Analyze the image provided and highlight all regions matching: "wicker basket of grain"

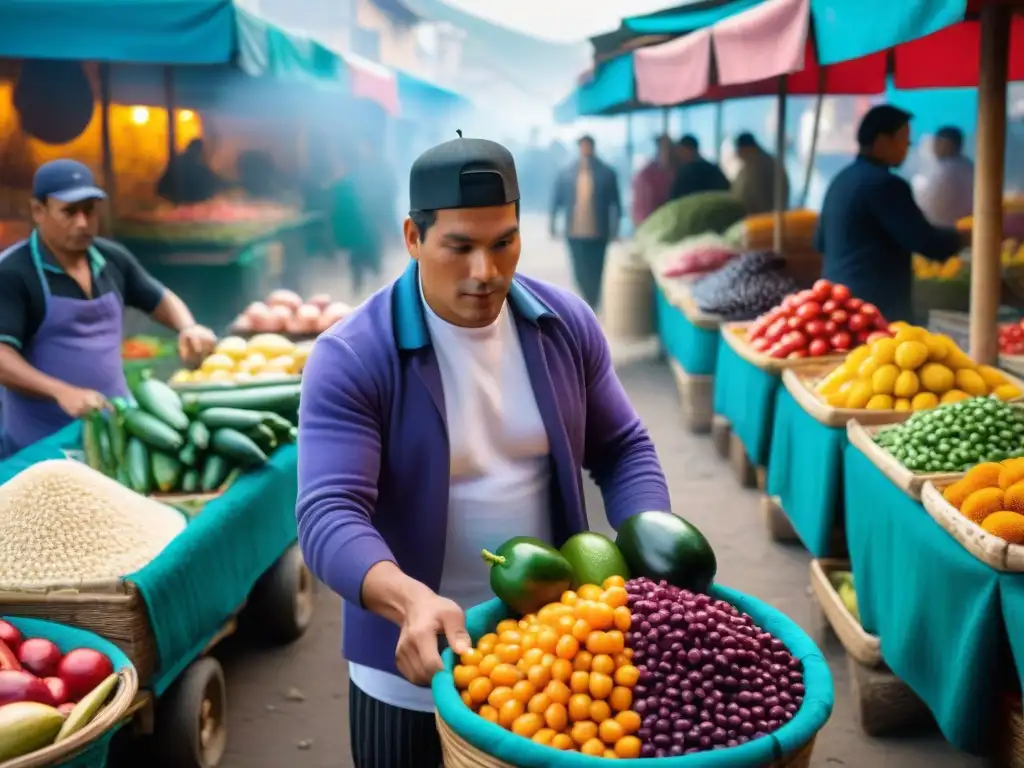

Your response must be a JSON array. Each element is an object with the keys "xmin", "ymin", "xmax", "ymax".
[
  {"xmin": 601, "ymin": 245, "xmax": 655, "ymax": 342},
  {"xmin": 781, "ymin": 366, "xmax": 914, "ymax": 428},
  {"xmin": 669, "ymin": 358, "xmax": 713, "ymax": 435},
  {"xmin": 921, "ymin": 479, "xmax": 1024, "ymax": 572},
  {"xmin": 0, "ymin": 617, "xmax": 138, "ymax": 768},
  {"xmin": 845, "ymin": 421, "xmax": 964, "ymax": 500},
  {"xmin": 433, "ymin": 593, "xmax": 833, "ymax": 768},
  {"xmin": 0, "ymin": 460, "xmax": 187, "ymax": 684},
  {"xmin": 720, "ymin": 323, "xmax": 845, "ymax": 374},
  {"xmin": 808, "ymin": 560, "xmax": 880, "ymax": 667}
]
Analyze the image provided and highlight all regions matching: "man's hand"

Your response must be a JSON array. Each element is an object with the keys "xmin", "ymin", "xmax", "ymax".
[
  {"xmin": 178, "ymin": 325, "xmax": 217, "ymax": 365},
  {"xmin": 55, "ymin": 386, "xmax": 108, "ymax": 419},
  {"xmin": 395, "ymin": 592, "xmax": 471, "ymax": 686}
]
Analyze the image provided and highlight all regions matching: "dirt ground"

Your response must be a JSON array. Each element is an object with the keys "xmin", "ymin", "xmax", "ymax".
[{"xmin": 114, "ymin": 215, "xmax": 986, "ymax": 767}]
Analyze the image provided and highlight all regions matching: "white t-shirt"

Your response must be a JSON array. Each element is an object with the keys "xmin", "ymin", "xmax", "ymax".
[{"xmin": 348, "ymin": 286, "xmax": 553, "ymax": 712}]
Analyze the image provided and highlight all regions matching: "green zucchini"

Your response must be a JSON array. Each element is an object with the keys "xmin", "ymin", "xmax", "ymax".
[
  {"xmin": 125, "ymin": 438, "xmax": 152, "ymax": 494},
  {"xmin": 181, "ymin": 384, "xmax": 301, "ymax": 418},
  {"xmin": 178, "ymin": 442, "xmax": 199, "ymax": 467},
  {"xmin": 260, "ymin": 412, "xmax": 294, "ymax": 437},
  {"xmin": 210, "ymin": 428, "xmax": 268, "ymax": 467},
  {"xmin": 246, "ymin": 424, "xmax": 278, "ymax": 453},
  {"xmin": 115, "ymin": 464, "xmax": 131, "ymax": 487},
  {"xmin": 123, "ymin": 408, "xmax": 185, "ymax": 453},
  {"xmin": 107, "ymin": 409, "xmax": 128, "ymax": 468},
  {"xmin": 151, "ymin": 451, "xmax": 183, "ymax": 493},
  {"xmin": 200, "ymin": 455, "xmax": 231, "ymax": 492},
  {"xmin": 187, "ymin": 420, "xmax": 210, "ymax": 451},
  {"xmin": 197, "ymin": 408, "xmax": 267, "ymax": 431},
  {"xmin": 96, "ymin": 416, "xmax": 115, "ymax": 477},
  {"xmin": 132, "ymin": 372, "xmax": 189, "ymax": 431},
  {"xmin": 181, "ymin": 469, "xmax": 200, "ymax": 494},
  {"xmin": 80, "ymin": 416, "xmax": 104, "ymax": 473}
]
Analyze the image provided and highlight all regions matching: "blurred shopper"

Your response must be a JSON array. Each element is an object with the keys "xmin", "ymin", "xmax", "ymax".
[
  {"xmin": 631, "ymin": 134, "xmax": 675, "ymax": 226},
  {"xmin": 669, "ymin": 135, "xmax": 730, "ymax": 201},
  {"xmin": 157, "ymin": 139, "xmax": 228, "ymax": 205},
  {"xmin": 550, "ymin": 135, "xmax": 621, "ymax": 309},
  {"xmin": 915, "ymin": 126, "xmax": 974, "ymax": 227},
  {"xmin": 731, "ymin": 132, "xmax": 788, "ymax": 215},
  {"xmin": 815, "ymin": 105, "xmax": 966, "ymax": 322}
]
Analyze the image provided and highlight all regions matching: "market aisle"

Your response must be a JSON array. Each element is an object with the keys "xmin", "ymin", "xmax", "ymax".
[{"xmin": 184, "ymin": 215, "xmax": 985, "ymax": 768}]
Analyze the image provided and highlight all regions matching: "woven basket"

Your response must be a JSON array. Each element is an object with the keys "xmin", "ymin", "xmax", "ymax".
[
  {"xmin": 719, "ymin": 323, "xmax": 845, "ymax": 375},
  {"xmin": 602, "ymin": 249, "xmax": 655, "ymax": 342},
  {"xmin": 434, "ymin": 589, "xmax": 833, "ymax": 768},
  {"xmin": 808, "ymin": 560, "xmax": 881, "ymax": 668},
  {"xmin": 845, "ymin": 421, "xmax": 963, "ymax": 501},
  {"xmin": 921, "ymin": 480, "xmax": 1024, "ymax": 572},
  {"xmin": 0, "ymin": 581, "xmax": 156, "ymax": 685},
  {"xmin": 0, "ymin": 617, "xmax": 139, "ymax": 768},
  {"xmin": 782, "ymin": 366, "xmax": 914, "ymax": 429},
  {"xmin": 669, "ymin": 359, "xmax": 713, "ymax": 435}
]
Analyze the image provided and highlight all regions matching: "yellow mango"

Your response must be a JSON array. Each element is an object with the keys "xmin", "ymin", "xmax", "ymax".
[
  {"xmin": 893, "ymin": 370, "xmax": 920, "ymax": 399},
  {"xmin": 200, "ymin": 353, "xmax": 236, "ymax": 373},
  {"xmin": 871, "ymin": 364, "xmax": 900, "ymax": 395},
  {"xmin": 911, "ymin": 392, "xmax": 939, "ymax": 411},
  {"xmin": 845, "ymin": 380, "xmax": 874, "ymax": 410},
  {"xmin": 816, "ymin": 366, "xmax": 855, "ymax": 396},
  {"xmin": 918, "ymin": 363, "xmax": 955, "ymax": 394},
  {"xmin": 825, "ymin": 390, "xmax": 849, "ymax": 408},
  {"xmin": 944, "ymin": 347, "xmax": 976, "ymax": 370},
  {"xmin": 940, "ymin": 389, "xmax": 971, "ymax": 404},
  {"xmin": 955, "ymin": 368, "xmax": 989, "ymax": 397},
  {"xmin": 978, "ymin": 365, "xmax": 1009, "ymax": 388},
  {"xmin": 894, "ymin": 341, "xmax": 929, "ymax": 370},
  {"xmin": 888, "ymin": 321, "xmax": 910, "ymax": 333},
  {"xmin": 893, "ymin": 326, "xmax": 928, "ymax": 344},
  {"xmin": 924, "ymin": 336, "xmax": 949, "ymax": 361},
  {"xmin": 995, "ymin": 383, "xmax": 1023, "ymax": 401},
  {"xmin": 845, "ymin": 346, "xmax": 873, "ymax": 369},
  {"xmin": 893, "ymin": 397, "xmax": 912, "ymax": 411},
  {"xmin": 870, "ymin": 338, "xmax": 899, "ymax": 365},
  {"xmin": 858, "ymin": 357, "xmax": 882, "ymax": 379},
  {"xmin": 169, "ymin": 369, "xmax": 191, "ymax": 384},
  {"xmin": 866, "ymin": 394, "xmax": 894, "ymax": 410}
]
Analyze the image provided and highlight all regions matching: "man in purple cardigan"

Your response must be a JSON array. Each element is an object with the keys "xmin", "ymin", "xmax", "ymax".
[{"xmin": 297, "ymin": 133, "xmax": 671, "ymax": 768}]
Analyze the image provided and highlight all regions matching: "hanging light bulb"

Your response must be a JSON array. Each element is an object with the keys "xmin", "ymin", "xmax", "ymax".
[{"xmin": 130, "ymin": 106, "xmax": 150, "ymax": 126}]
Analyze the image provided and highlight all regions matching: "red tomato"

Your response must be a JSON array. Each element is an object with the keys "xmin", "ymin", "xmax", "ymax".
[
  {"xmin": 787, "ymin": 315, "xmax": 804, "ymax": 330},
  {"xmin": 830, "ymin": 284, "xmax": 852, "ymax": 302},
  {"xmin": 781, "ymin": 295, "xmax": 799, "ymax": 310},
  {"xmin": 751, "ymin": 337, "xmax": 771, "ymax": 352},
  {"xmin": 795, "ymin": 301, "xmax": 822, "ymax": 320},
  {"xmin": 844, "ymin": 297, "xmax": 864, "ymax": 311},
  {"xmin": 873, "ymin": 315, "xmax": 889, "ymax": 330},
  {"xmin": 808, "ymin": 339, "xmax": 830, "ymax": 357},
  {"xmin": 830, "ymin": 310, "xmax": 849, "ymax": 326},
  {"xmin": 1008, "ymin": 326, "xmax": 1024, "ymax": 341},
  {"xmin": 847, "ymin": 313, "xmax": 869, "ymax": 333},
  {"xmin": 821, "ymin": 300, "xmax": 838, "ymax": 314},
  {"xmin": 804, "ymin": 319, "xmax": 826, "ymax": 337},
  {"xmin": 859, "ymin": 303, "xmax": 879, "ymax": 317},
  {"xmin": 856, "ymin": 330, "xmax": 873, "ymax": 344},
  {"xmin": 812, "ymin": 280, "xmax": 833, "ymax": 302},
  {"xmin": 830, "ymin": 332, "xmax": 852, "ymax": 351},
  {"xmin": 788, "ymin": 349, "xmax": 808, "ymax": 359},
  {"xmin": 768, "ymin": 343, "xmax": 787, "ymax": 358},
  {"xmin": 765, "ymin": 319, "xmax": 787, "ymax": 342},
  {"xmin": 823, "ymin": 320, "xmax": 838, "ymax": 335},
  {"xmin": 787, "ymin": 331, "xmax": 808, "ymax": 349}
]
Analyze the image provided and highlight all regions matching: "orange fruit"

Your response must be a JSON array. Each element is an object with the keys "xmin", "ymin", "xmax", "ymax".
[
  {"xmin": 608, "ymin": 686, "xmax": 632, "ymax": 712},
  {"xmin": 589, "ymin": 699, "xmax": 612, "ymax": 723},
  {"xmin": 600, "ymin": 586, "xmax": 629, "ymax": 609},
  {"xmin": 544, "ymin": 701, "xmax": 569, "ymax": 732},
  {"xmin": 511, "ymin": 712, "xmax": 544, "ymax": 738},
  {"xmin": 487, "ymin": 686, "xmax": 514, "ymax": 709},
  {"xmin": 568, "ymin": 693, "xmax": 592, "ymax": 721},
  {"xmin": 602, "ymin": 575, "xmax": 626, "ymax": 589},
  {"xmin": 599, "ymin": 718, "xmax": 625, "ymax": 744},
  {"xmin": 589, "ymin": 672, "xmax": 614, "ymax": 700},
  {"xmin": 580, "ymin": 737, "xmax": 605, "ymax": 756},
  {"xmin": 526, "ymin": 665, "xmax": 551, "ymax": 689},
  {"xmin": 590, "ymin": 653, "xmax": 615, "ymax": 676},
  {"xmin": 551, "ymin": 733, "xmax": 574, "ymax": 750},
  {"xmin": 614, "ymin": 735, "xmax": 642, "ymax": 758},
  {"xmin": 497, "ymin": 698, "xmax": 525, "ymax": 728},
  {"xmin": 490, "ymin": 663, "xmax": 521, "ymax": 687},
  {"xmin": 532, "ymin": 727, "xmax": 557, "ymax": 745},
  {"xmin": 467, "ymin": 677, "xmax": 493, "ymax": 705},
  {"xmin": 544, "ymin": 680, "xmax": 571, "ymax": 705},
  {"xmin": 573, "ymin": 650, "xmax": 594, "ymax": 671},
  {"xmin": 453, "ymin": 665, "xmax": 479, "ymax": 689},
  {"xmin": 527, "ymin": 692, "xmax": 552, "ymax": 715},
  {"xmin": 614, "ymin": 710, "xmax": 641, "ymax": 733},
  {"xmin": 555, "ymin": 635, "xmax": 580, "ymax": 660},
  {"xmin": 571, "ymin": 721, "xmax": 599, "ymax": 746},
  {"xmin": 612, "ymin": 606, "xmax": 632, "ymax": 632},
  {"xmin": 511, "ymin": 680, "xmax": 536, "ymax": 703},
  {"xmin": 478, "ymin": 704, "xmax": 499, "ymax": 723},
  {"xmin": 570, "ymin": 670, "xmax": 590, "ymax": 694}
]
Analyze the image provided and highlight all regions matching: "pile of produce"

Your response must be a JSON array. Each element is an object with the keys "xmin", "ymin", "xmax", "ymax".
[
  {"xmin": 83, "ymin": 373, "xmax": 300, "ymax": 497},
  {"xmin": 454, "ymin": 512, "xmax": 807, "ymax": 759},
  {"xmin": 827, "ymin": 570, "xmax": 858, "ymax": 622},
  {"xmin": 999, "ymin": 321, "xmax": 1024, "ymax": 356},
  {"xmin": 745, "ymin": 280, "xmax": 891, "ymax": 359},
  {"xmin": 724, "ymin": 210, "xmax": 818, "ymax": 253},
  {"xmin": 941, "ymin": 459, "xmax": 1024, "ymax": 544},
  {"xmin": 114, "ymin": 201, "xmax": 299, "ymax": 244},
  {"xmin": 0, "ymin": 460, "xmax": 185, "ymax": 587},
  {"xmin": 816, "ymin": 322, "xmax": 1022, "ymax": 410},
  {"xmin": 690, "ymin": 251, "xmax": 799, "ymax": 321},
  {"xmin": 913, "ymin": 254, "xmax": 966, "ymax": 280},
  {"xmin": 169, "ymin": 334, "xmax": 310, "ymax": 386},
  {"xmin": 0, "ymin": 621, "xmax": 121, "ymax": 760},
  {"xmin": 121, "ymin": 336, "xmax": 173, "ymax": 361},
  {"xmin": 228, "ymin": 290, "xmax": 352, "ymax": 337},
  {"xmin": 874, "ymin": 397, "xmax": 1024, "ymax": 472},
  {"xmin": 635, "ymin": 193, "xmax": 747, "ymax": 249},
  {"xmin": 659, "ymin": 236, "xmax": 738, "ymax": 279}
]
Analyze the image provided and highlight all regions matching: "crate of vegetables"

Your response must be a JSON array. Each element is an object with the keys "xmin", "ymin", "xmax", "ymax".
[
  {"xmin": 433, "ymin": 512, "xmax": 833, "ymax": 766},
  {"xmin": 807, "ymin": 560, "xmax": 879, "ymax": 668},
  {"xmin": 0, "ymin": 616, "xmax": 137, "ymax": 767},
  {"xmin": 845, "ymin": 420, "xmax": 965, "ymax": 500},
  {"xmin": 786, "ymin": 322, "xmax": 1024, "ymax": 428},
  {"xmin": 922, "ymin": 458, "xmax": 1024, "ymax": 572},
  {"xmin": 228, "ymin": 290, "xmax": 352, "ymax": 340},
  {"xmin": 168, "ymin": 333, "xmax": 308, "ymax": 390}
]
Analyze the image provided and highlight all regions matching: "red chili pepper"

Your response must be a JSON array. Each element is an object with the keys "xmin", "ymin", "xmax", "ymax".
[{"xmin": 0, "ymin": 639, "xmax": 21, "ymax": 671}]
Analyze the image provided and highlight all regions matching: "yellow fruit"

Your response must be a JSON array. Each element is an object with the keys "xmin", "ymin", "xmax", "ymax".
[
  {"xmin": 909, "ymin": 392, "xmax": 938, "ymax": 411},
  {"xmin": 894, "ymin": 370, "xmax": 920, "ymax": 399},
  {"xmin": 944, "ymin": 347, "xmax": 976, "ymax": 370},
  {"xmin": 893, "ymin": 398, "xmax": 912, "ymax": 411},
  {"xmin": 866, "ymin": 394, "xmax": 894, "ymax": 410},
  {"xmin": 943, "ymin": 480, "xmax": 972, "ymax": 509},
  {"xmin": 941, "ymin": 389, "xmax": 971, "ymax": 404},
  {"xmin": 961, "ymin": 488, "xmax": 1005, "ymax": 524},
  {"xmin": 888, "ymin": 321, "xmax": 910, "ymax": 333},
  {"xmin": 247, "ymin": 333, "xmax": 296, "ymax": 358},
  {"xmin": 995, "ymin": 384, "xmax": 1023, "ymax": 401},
  {"xmin": 981, "ymin": 511, "xmax": 1024, "ymax": 544},
  {"xmin": 207, "ymin": 369, "xmax": 233, "ymax": 382},
  {"xmin": 999, "ymin": 459, "xmax": 1024, "ymax": 490},
  {"xmin": 954, "ymin": 369, "xmax": 989, "ymax": 397},
  {"xmin": 214, "ymin": 336, "xmax": 249, "ymax": 360},
  {"xmin": 858, "ymin": 357, "xmax": 881, "ymax": 379},
  {"xmin": 845, "ymin": 346, "xmax": 872, "ymax": 369},
  {"xmin": 893, "ymin": 326, "xmax": 928, "ymax": 343},
  {"xmin": 816, "ymin": 366, "xmax": 855, "ymax": 396},
  {"xmin": 168, "ymin": 369, "xmax": 191, "ymax": 384},
  {"xmin": 924, "ymin": 336, "xmax": 949, "ymax": 362},
  {"xmin": 262, "ymin": 355, "xmax": 296, "ymax": 374},
  {"xmin": 894, "ymin": 341, "xmax": 929, "ymax": 370},
  {"xmin": 825, "ymin": 390, "xmax": 849, "ymax": 408},
  {"xmin": 871, "ymin": 364, "xmax": 899, "ymax": 395},
  {"xmin": 237, "ymin": 353, "xmax": 267, "ymax": 374},
  {"xmin": 965, "ymin": 462, "xmax": 1004, "ymax": 489},
  {"xmin": 1004, "ymin": 482, "xmax": 1024, "ymax": 513},
  {"xmin": 200, "ymin": 353, "xmax": 236, "ymax": 373},
  {"xmin": 978, "ymin": 365, "xmax": 1009, "ymax": 388},
  {"xmin": 870, "ymin": 338, "xmax": 899, "ymax": 365},
  {"xmin": 918, "ymin": 363, "xmax": 955, "ymax": 394},
  {"xmin": 845, "ymin": 380, "xmax": 874, "ymax": 410}
]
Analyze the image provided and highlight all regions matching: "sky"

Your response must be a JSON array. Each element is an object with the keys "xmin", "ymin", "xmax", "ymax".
[{"xmin": 440, "ymin": 0, "xmax": 683, "ymax": 43}]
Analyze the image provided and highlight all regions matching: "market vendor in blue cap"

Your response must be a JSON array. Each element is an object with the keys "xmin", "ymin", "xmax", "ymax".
[
  {"xmin": 297, "ymin": 132, "xmax": 670, "ymax": 767},
  {"xmin": 0, "ymin": 159, "xmax": 217, "ymax": 457}
]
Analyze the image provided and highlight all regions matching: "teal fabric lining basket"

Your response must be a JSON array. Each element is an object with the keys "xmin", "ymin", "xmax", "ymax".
[
  {"xmin": 1, "ymin": 617, "xmax": 135, "ymax": 768},
  {"xmin": 433, "ymin": 586, "xmax": 833, "ymax": 767}
]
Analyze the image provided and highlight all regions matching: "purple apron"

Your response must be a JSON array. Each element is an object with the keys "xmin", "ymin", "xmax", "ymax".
[{"xmin": 0, "ymin": 231, "xmax": 130, "ymax": 457}]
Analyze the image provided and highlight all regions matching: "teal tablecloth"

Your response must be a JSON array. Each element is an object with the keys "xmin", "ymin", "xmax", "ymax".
[
  {"xmin": 843, "ymin": 444, "xmax": 1004, "ymax": 755},
  {"xmin": 766, "ymin": 388, "xmax": 846, "ymax": 556},
  {"xmin": 655, "ymin": 284, "xmax": 718, "ymax": 376},
  {"xmin": 0, "ymin": 427, "xmax": 299, "ymax": 696},
  {"xmin": 712, "ymin": 337, "xmax": 780, "ymax": 466},
  {"xmin": 999, "ymin": 571, "xmax": 1024, "ymax": 703}
]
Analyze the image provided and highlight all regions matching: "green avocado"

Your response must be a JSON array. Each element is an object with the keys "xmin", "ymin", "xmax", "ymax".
[
  {"xmin": 559, "ymin": 532, "xmax": 630, "ymax": 589},
  {"xmin": 615, "ymin": 511, "xmax": 717, "ymax": 593},
  {"xmin": 483, "ymin": 537, "xmax": 575, "ymax": 616}
]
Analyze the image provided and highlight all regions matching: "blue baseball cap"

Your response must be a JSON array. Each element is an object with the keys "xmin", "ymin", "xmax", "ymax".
[{"xmin": 32, "ymin": 159, "xmax": 107, "ymax": 203}]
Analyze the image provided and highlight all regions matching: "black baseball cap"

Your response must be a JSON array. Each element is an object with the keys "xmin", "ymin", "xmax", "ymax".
[
  {"xmin": 33, "ymin": 159, "xmax": 106, "ymax": 203},
  {"xmin": 409, "ymin": 133, "xmax": 519, "ymax": 212}
]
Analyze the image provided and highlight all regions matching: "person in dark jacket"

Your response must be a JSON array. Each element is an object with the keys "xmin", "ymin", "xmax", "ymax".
[
  {"xmin": 156, "ymin": 139, "xmax": 228, "ymax": 205},
  {"xmin": 814, "ymin": 105, "xmax": 967, "ymax": 322},
  {"xmin": 669, "ymin": 134, "xmax": 730, "ymax": 201}
]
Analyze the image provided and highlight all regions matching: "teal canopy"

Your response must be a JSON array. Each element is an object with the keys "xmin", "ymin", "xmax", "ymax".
[
  {"xmin": 624, "ymin": 0, "xmax": 764, "ymax": 34},
  {"xmin": 395, "ymin": 71, "xmax": 470, "ymax": 115},
  {"xmin": 553, "ymin": 53, "xmax": 636, "ymax": 122}
]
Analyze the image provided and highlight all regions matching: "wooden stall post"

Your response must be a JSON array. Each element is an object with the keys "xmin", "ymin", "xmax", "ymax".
[
  {"xmin": 98, "ymin": 63, "xmax": 115, "ymax": 233},
  {"xmin": 163, "ymin": 67, "xmax": 181, "ymax": 203},
  {"xmin": 714, "ymin": 101, "xmax": 724, "ymax": 161},
  {"xmin": 968, "ymin": 2, "xmax": 1011, "ymax": 364},
  {"xmin": 773, "ymin": 76, "xmax": 789, "ymax": 255},
  {"xmin": 800, "ymin": 71, "xmax": 825, "ymax": 209}
]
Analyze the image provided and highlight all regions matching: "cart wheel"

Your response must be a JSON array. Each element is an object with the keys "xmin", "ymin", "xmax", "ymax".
[
  {"xmin": 154, "ymin": 657, "xmax": 228, "ymax": 768},
  {"xmin": 246, "ymin": 543, "xmax": 316, "ymax": 645}
]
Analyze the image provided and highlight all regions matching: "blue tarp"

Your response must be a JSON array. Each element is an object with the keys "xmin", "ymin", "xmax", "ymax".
[
  {"xmin": 554, "ymin": 53, "xmax": 635, "ymax": 121},
  {"xmin": 624, "ymin": 0, "xmax": 764, "ymax": 34},
  {"xmin": 395, "ymin": 70, "xmax": 470, "ymax": 115}
]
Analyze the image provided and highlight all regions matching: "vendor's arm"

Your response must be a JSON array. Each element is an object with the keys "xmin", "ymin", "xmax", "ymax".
[
  {"xmin": 571, "ymin": 299, "xmax": 671, "ymax": 527},
  {"xmin": 868, "ymin": 175, "xmax": 965, "ymax": 262}
]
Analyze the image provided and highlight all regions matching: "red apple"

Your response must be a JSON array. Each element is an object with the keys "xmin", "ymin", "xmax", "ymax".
[
  {"xmin": 0, "ymin": 670, "xmax": 56, "ymax": 706},
  {"xmin": 0, "ymin": 621, "xmax": 23, "ymax": 654},
  {"xmin": 43, "ymin": 677, "xmax": 69, "ymax": 706},
  {"xmin": 58, "ymin": 649, "xmax": 114, "ymax": 701},
  {"xmin": 17, "ymin": 639, "xmax": 61, "ymax": 678}
]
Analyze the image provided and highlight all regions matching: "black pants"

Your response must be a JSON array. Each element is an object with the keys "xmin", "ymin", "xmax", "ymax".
[
  {"xmin": 567, "ymin": 237, "xmax": 609, "ymax": 310},
  {"xmin": 348, "ymin": 681, "xmax": 443, "ymax": 768}
]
